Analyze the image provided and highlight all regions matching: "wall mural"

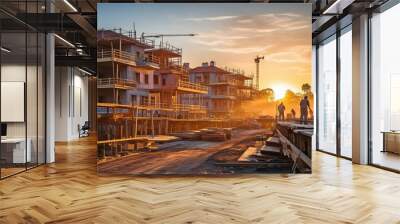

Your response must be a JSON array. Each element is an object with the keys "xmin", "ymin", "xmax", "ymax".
[{"xmin": 96, "ymin": 3, "xmax": 313, "ymax": 175}]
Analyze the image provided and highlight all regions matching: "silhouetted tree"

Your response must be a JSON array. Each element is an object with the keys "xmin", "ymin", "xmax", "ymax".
[
  {"xmin": 301, "ymin": 83, "xmax": 312, "ymax": 95},
  {"xmin": 260, "ymin": 88, "xmax": 274, "ymax": 102}
]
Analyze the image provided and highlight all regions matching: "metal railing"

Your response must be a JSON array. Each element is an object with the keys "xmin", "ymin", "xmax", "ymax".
[
  {"xmin": 177, "ymin": 80, "xmax": 208, "ymax": 92},
  {"xmin": 97, "ymin": 49, "xmax": 136, "ymax": 62},
  {"xmin": 214, "ymin": 79, "xmax": 237, "ymax": 85},
  {"xmin": 168, "ymin": 57, "xmax": 181, "ymax": 66},
  {"xmin": 98, "ymin": 28, "xmax": 155, "ymax": 47},
  {"xmin": 209, "ymin": 95, "xmax": 237, "ymax": 100},
  {"xmin": 136, "ymin": 102, "xmax": 207, "ymax": 111},
  {"xmin": 224, "ymin": 66, "xmax": 245, "ymax": 75},
  {"xmin": 136, "ymin": 55, "xmax": 161, "ymax": 67},
  {"xmin": 145, "ymin": 54, "xmax": 160, "ymax": 64},
  {"xmin": 157, "ymin": 41, "xmax": 182, "ymax": 55},
  {"xmin": 97, "ymin": 78, "xmax": 137, "ymax": 88},
  {"xmin": 172, "ymin": 103, "xmax": 207, "ymax": 111},
  {"xmin": 159, "ymin": 58, "xmax": 185, "ymax": 72},
  {"xmin": 97, "ymin": 49, "xmax": 161, "ymax": 67}
]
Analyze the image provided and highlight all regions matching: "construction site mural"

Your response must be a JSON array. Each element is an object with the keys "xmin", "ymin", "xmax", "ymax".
[{"xmin": 97, "ymin": 3, "xmax": 313, "ymax": 175}]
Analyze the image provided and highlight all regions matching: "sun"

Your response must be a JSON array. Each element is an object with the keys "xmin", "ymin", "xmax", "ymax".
[
  {"xmin": 273, "ymin": 84, "xmax": 295, "ymax": 100},
  {"xmin": 272, "ymin": 83, "xmax": 297, "ymax": 100}
]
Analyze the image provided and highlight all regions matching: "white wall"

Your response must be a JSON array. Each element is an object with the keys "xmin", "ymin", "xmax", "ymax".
[
  {"xmin": 312, "ymin": 45, "xmax": 317, "ymax": 151},
  {"xmin": 55, "ymin": 67, "xmax": 69, "ymax": 140},
  {"xmin": 1, "ymin": 65, "xmax": 34, "ymax": 137},
  {"xmin": 1, "ymin": 65, "xmax": 26, "ymax": 140},
  {"xmin": 55, "ymin": 67, "xmax": 89, "ymax": 141},
  {"xmin": 1, "ymin": 63, "xmax": 46, "ymax": 164}
]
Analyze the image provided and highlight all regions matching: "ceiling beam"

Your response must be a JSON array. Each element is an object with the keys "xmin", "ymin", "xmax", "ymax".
[{"xmin": 55, "ymin": 55, "xmax": 96, "ymax": 71}]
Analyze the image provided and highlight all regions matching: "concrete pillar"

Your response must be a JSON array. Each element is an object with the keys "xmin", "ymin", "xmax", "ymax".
[
  {"xmin": 352, "ymin": 14, "xmax": 369, "ymax": 164},
  {"xmin": 46, "ymin": 32, "xmax": 55, "ymax": 163},
  {"xmin": 312, "ymin": 45, "xmax": 317, "ymax": 151}
]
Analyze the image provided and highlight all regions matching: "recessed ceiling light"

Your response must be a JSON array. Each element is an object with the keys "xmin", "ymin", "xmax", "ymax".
[
  {"xmin": 323, "ymin": 0, "xmax": 354, "ymax": 15},
  {"xmin": 78, "ymin": 67, "xmax": 93, "ymax": 76},
  {"xmin": 1, "ymin": 47, "xmax": 11, "ymax": 53},
  {"xmin": 63, "ymin": 0, "xmax": 78, "ymax": 12},
  {"xmin": 54, "ymin": 34, "xmax": 75, "ymax": 48}
]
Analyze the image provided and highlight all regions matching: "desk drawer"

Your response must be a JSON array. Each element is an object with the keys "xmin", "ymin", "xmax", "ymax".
[{"xmin": 384, "ymin": 133, "xmax": 400, "ymax": 154}]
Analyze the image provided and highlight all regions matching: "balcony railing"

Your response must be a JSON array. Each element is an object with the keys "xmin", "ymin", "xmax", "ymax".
[
  {"xmin": 158, "ymin": 58, "xmax": 186, "ymax": 73},
  {"xmin": 224, "ymin": 66, "xmax": 245, "ymax": 76},
  {"xmin": 97, "ymin": 78, "xmax": 137, "ymax": 89},
  {"xmin": 135, "ymin": 102, "xmax": 207, "ymax": 112},
  {"xmin": 209, "ymin": 95, "xmax": 237, "ymax": 100},
  {"xmin": 156, "ymin": 42, "xmax": 182, "ymax": 56},
  {"xmin": 146, "ymin": 54, "xmax": 160, "ymax": 65},
  {"xmin": 213, "ymin": 79, "xmax": 237, "ymax": 85},
  {"xmin": 177, "ymin": 80, "xmax": 208, "ymax": 92},
  {"xmin": 172, "ymin": 103, "xmax": 207, "ymax": 111},
  {"xmin": 98, "ymin": 28, "xmax": 156, "ymax": 47},
  {"xmin": 136, "ymin": 54, "xmax": 161, "ymax": 68},
  {"xmin": 97, "ymin": 49, "xmax": 136, "ymax": 62}
]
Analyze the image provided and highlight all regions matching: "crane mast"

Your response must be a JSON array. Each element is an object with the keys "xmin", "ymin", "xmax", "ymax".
[{"xmin": 254, "ymin": 55, "xmax": 264, "ymax": 90}]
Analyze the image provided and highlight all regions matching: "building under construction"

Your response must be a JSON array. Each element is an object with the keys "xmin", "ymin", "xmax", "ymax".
[
  {"xmin": 190, "ymin": 61, "xmax": 257, "ymax": 118},
  {"xmin": 95, "ymin": 28, "xmax": 312, "ymax": 174},
  {"xmin": 97, "ymin": 29, "xmax": 259, "ymax": 159}
]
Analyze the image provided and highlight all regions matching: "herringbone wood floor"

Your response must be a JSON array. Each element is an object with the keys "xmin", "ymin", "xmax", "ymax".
[{"xmin": 1, "ymin": 137, "xmax": 400, "ymax": 224}]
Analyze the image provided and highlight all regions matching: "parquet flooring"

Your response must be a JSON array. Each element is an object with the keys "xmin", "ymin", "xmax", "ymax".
[{"xmin": 1, "ymin": 136, "xmax": 400, "ymax": 223}]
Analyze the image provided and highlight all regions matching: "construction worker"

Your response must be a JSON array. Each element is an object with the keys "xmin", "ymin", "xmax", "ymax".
[
  {"xmin": 291, "ymin": 109, "xmax": 296, "ymax": 120},
  {"xmin": 300, "ymin": 96, "xmax": 312, "ymax": 124},
  {"xmin": 278, "ymin": 102, "xmax": 286, "ymax": 121}
]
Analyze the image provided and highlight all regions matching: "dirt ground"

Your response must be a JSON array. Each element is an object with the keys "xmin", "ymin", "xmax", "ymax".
[{"xmin": 97, "ymin": 129, "xmax": 271, "ymax": 175}]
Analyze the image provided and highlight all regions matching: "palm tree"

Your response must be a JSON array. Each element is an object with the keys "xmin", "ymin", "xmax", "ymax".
[{"xmin": 301, "ymin": 83, "xmax": 311, "ymax": 94}]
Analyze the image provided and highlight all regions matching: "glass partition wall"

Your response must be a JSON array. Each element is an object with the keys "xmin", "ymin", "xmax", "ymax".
[
  {"xmin": 370, "ymin": 3, "xmax": 400, "ymax": 171},
  {"xmin": 316, "ymin": 25, "xmax": 353, "ymax": 159},
  {"xmin": 339, "ymin": 26, "xmax": 352, "ymax": 159},
  {"xmin": 0, "ymin": 2, "xmax": 46, "ymax": 179},
  {"xmin": 317, "ymin": 35, "xmax": 337, "ymax": 155}
]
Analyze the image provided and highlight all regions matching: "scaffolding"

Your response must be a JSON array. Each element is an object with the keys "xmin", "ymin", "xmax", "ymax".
[{"xmin": 97, "ymin": 29, "xmax": 215, "ymax": 160}]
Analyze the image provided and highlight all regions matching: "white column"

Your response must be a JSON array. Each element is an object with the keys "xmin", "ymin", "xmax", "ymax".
[
  {"xmin": 312, "ymin": 45, "xmax": 317, "ymax": 151},
  {"xmin": 352, "ymin": 14, "xmax": 369, "ymax": 164},
  {"xmin": 46, "ymin": 33, "xmax": 55, "ymax": 163},
  {"xmin": 45, "ymin": 0, "xmax": 55, "ymax": 163}
]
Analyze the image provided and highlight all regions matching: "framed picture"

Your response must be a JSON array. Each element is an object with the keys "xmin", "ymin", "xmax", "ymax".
[{"xmin": 97, "ymin": 3, "xmax": 313, "ymax": 175}]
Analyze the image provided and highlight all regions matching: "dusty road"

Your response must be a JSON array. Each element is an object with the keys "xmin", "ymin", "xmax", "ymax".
[{"xmin": 98, "ymin": 129, "xmax": 269, "ymax": 175}]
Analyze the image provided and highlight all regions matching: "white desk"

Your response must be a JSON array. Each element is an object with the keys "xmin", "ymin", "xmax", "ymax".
[{"xmin": 1, "ymin": 138, "xmax": 31, "ymax": 163}]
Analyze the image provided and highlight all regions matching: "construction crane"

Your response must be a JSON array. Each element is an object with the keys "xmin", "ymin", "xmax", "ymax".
[
  {"xmin": 141, "ymin": 33, "xmax": 197, "ymax": 43},
  {"xmin": 254, "ymin": 55, "xmax": 264, "ymax": 90}
]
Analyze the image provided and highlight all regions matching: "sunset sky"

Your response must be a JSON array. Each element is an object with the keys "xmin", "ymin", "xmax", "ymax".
[{"xmin": 98, "ymin": 3, "xmax": 312, "ymax": 93}]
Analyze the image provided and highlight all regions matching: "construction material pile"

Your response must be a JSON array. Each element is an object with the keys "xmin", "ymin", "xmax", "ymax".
[{"xmin": 171, "ymin": 128, "xmax": 232, "ymax": 142}]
